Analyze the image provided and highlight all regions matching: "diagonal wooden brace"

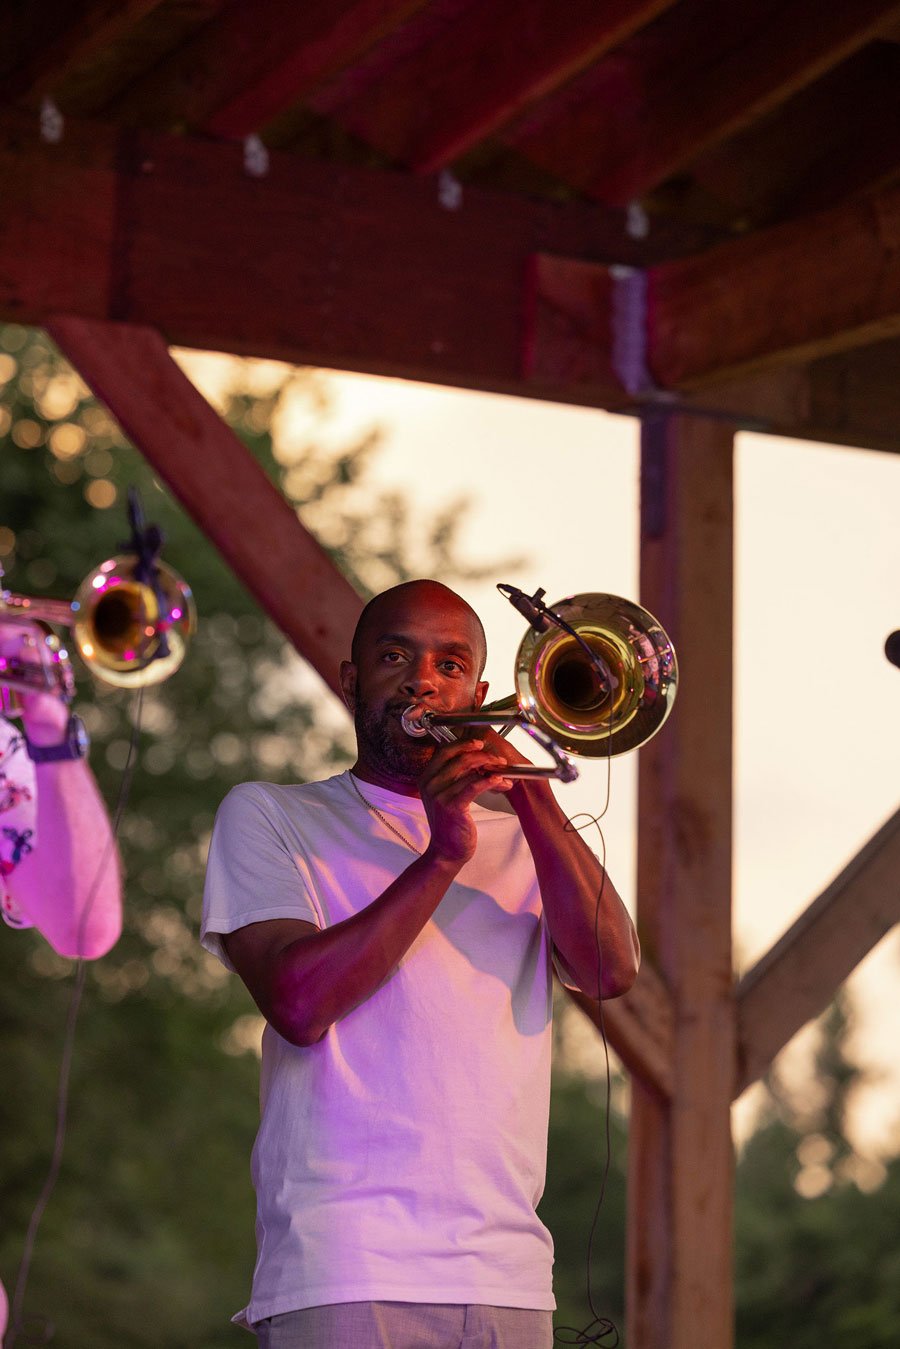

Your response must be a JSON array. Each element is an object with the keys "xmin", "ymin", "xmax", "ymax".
[{"xmin": 735, "ymin": 803, "xmax": 900, "ymax": 1097}]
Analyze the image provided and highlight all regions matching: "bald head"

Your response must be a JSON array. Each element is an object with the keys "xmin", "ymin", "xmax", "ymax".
[{"xmin": 350, "ymin": 580, "xmax": 487, "ymax": 677}]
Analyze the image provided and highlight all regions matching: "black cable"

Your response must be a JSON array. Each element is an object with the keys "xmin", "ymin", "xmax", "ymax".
[
  {"xmin": 4, "ymin": 687, "xmax": 143, "ymax": 1349},
  {"xmin": 552, "ymin": 709, "xmax": 622, "ymax": 1347}
]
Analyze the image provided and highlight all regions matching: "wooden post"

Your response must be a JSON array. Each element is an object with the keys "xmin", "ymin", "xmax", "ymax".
[{"xmin": 629, "ymin": 412, "xmax": 736, "ymax": 1348}]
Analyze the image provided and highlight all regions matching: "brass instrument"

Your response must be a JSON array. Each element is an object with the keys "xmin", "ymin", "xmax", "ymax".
[
  {"xmin": 401, "ymin": 587, "xmax": 677, "ymax": 783},
  {"xmin": 0, "ymin": 552, "xmax": 196, "ymax": 702}
]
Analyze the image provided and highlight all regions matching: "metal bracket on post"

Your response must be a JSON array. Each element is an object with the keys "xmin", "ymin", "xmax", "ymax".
[{"xmin": 610, "ymin": 264, "xmax": 654, "ymax": 398}]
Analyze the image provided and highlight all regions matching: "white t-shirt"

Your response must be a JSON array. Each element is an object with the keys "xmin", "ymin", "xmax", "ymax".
[{"xmin": 202, "ymin": 771, "xmax": 557, "ymax": 1325}]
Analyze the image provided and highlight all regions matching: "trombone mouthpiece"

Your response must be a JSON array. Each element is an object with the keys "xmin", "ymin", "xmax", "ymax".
[
  {"xmin": 400, "ymin": 705, "xmax": 430, "ymax": 737},
  {"xmin": 400, "ymin": 705, "xmax": 458, "ymax": 743}
]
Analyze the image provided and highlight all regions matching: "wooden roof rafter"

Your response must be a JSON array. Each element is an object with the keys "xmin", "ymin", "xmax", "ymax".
[
  {"xmin": 303, "ymin": 0, "xmax": 678, "ymax": 173},
  {"xmin": 504, "ymin": 0, "xmax": 900, "ymax": 205},
  {"xmin": 107, "ymin": 0, "xmax": 430, "ymax": 137},
  {"xmin": 1, "ymin": 0, "xmax": 168, "ymax": 103},
  {"xmin": 683, "ymin": 42, "xmax": 900, "ymax": 231},
  {"xmin": 0, "ymin": 106, "xmax": 709, "ymax": 391}
]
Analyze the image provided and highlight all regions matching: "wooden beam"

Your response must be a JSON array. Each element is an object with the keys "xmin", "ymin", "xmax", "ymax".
[
  {"xmin": 650, "ymin": 178, "xmax": 900, "ymax": 386},
  {"xmin": 569, "ymin": 962, "xmax": 675, "ymax": 1102},
  {"xmin": 0, "ymin": 107, "xmax": 710, "ymax": 395},
  {"xmin": 522, "ymin": 255, "xmax": 625, "ymax": 403},
  {"xmin": 5, "ymin": 112, "xmax": 900, "ymax": 450},
  {"xmin": 687, "ymin": 43, "xmax": 900, "ymax": 232},
  {"xmin": 630, "ymin": 414, "xmax": 736, "ymax": 1349},
  {"xmin": 2, "ymin": 0, "xmax": 167, "ymax": 100},
  {"xmin": 539, "ymin": 328, "xmax": 900, "ymax": 459},
  {"xmin": 45, "ymin": 317, "xmax": 363, "ymax": 695},
  {"xmin": 317, "ymin": 0, "xmax": 675, "ymax": 173},
  {"xmin": 509, "ymin": 0, "xmax": 900, "ymax": 205},
  {"xmin": 109, "ymin": 0, "xmax": 426, "ymax": 135},
  {"xmin": 685, "ymin": 341, "xmax": 900, "ymax": 456},
  {"xmin": 526, "ymin": 173, "xmax": 900, "ymax": 398},
  {"xmin": 735, "ymin": 807, "xmax": 900, "ymax": 1097}
]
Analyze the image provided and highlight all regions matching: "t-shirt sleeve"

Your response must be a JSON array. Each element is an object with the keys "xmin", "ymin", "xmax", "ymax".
[{"xmin": 201, "ymin": 782, "xmax": 320, "ymax": 971}]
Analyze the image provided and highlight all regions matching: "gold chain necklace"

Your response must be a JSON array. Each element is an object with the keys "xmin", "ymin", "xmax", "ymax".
[{"xmin": 348, "ymin": 772, "xmax": 424, "ymax": 856}]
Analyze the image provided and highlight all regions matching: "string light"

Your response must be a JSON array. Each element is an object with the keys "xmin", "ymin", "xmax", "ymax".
[
  {"xmin": 242, "ymin": 135, "xmax": 269, "ymax": 178},
  {"xmin": 39, "ymin": 98, "xmax": 64, "ymax": 145}
]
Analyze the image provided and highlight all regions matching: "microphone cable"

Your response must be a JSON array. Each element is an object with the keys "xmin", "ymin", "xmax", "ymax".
[{"xmin": 553, "ymin": 722, "xmax": 622, "ymax": 1347}]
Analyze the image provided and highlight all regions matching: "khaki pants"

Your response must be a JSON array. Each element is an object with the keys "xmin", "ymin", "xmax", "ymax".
[{"xmin": 253, "ymin": 1301, "xmax": 554, "ymax": 1349}]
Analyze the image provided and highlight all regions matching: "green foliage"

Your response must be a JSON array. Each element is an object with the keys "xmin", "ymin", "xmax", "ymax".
[
  {"xmin": 0, "ymin": 325, "xmax": 517, "ymax": 1347},
  {"xmin": 735, "ymin": 1112, "xmax": 900, "ymax": 1347}
]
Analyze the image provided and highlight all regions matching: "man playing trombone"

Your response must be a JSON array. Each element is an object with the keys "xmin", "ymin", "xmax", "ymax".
[{"xmin": 202, "ymin": 579, "xmax": 640, "ymax": 1349}]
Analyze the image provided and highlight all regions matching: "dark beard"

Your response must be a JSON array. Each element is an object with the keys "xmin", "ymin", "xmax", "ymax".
[{"xmin": 353, "ymin": 695, "xmax": 436, "ymax": 785}]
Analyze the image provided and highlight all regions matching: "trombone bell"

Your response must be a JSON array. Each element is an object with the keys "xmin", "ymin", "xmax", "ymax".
[
  {"xmin": 514, "ymin": 592, "xmax": 677, "ymax": 757},
  {"xmin": 399, "ymin": 589, "xmax": 677, "ymax": 779}
]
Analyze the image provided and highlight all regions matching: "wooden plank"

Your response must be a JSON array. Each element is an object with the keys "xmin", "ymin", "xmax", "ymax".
[
  {"xmin": 510, "ymin": 0, "xmax": 900, "ymax": 205},
  {"xmin": 320, "ymin": 0, "xmax": 675, "ymax": 172},
  {"xmin": 6, "ymin": 115, "xmax": 900, "ymax": 448},
  {"xmin": 569, "ymin": 961, "xmax": 675, "ymax": 1101},
  {"xmin": 0, "ymin": 114, "xmax": 120, "ymax": 321},
  {"xmin": 688, "ymin": 44, "xmax": 900, "ymax": 232},
  {"xmin": 526, "ymin": 172, "xmax": 900, "ymax": 398},
  {"xmin": 522, "ymin": 255, "xmax": 623, "ymax": 403},
  {"xmin": 527, "ymin": 336, "xmax": 900, "ymax": 459},
  {"xmin": 650, "ymin": 178, "xmax": 900, "ymax": 386},
  {"xmin": 630, "ymin": 414, "xmax": 736, "ymax": 1349},
  {"xmin": 795, "ymin": 339, "xmax": 900, "ymax": 455},
  {"xmin": 45, "ymin": 318, "xmax": 363, "ymax": 696},
  {"xmin": 2, "ymin": 0, "xmax": 167, "ymax": 99},
  {"xmin": 735, "ymin": 807, "xmax": 900, "ymax": 1097},
  {"xmin": 0, "ymin": 107, "xmax": 709, "ymax": 395},
  {"xmin": 690, "ymin": 342, "xmax": 900, "ymax": 456},
  {"xmin": 109, "ymin": 0, "xmax": 426, "ymax": 135}
]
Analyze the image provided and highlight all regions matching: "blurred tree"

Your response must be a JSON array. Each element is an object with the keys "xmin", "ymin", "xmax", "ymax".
[
  {"xmin": 543, "ymin": 992, "xmax": 900, "ymax": 1349},
  {"xmin": 735, "ymin": 993, "xmax": 900, "ymax": 1348},
  {"xmin": 0, "ymin": 324, "xmax": 519, "ymax": 1347}
]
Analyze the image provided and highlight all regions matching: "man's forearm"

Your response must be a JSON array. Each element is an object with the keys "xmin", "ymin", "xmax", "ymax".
[
  {"xmin": 509, "ymin": 781, "xmax": 639, "ymax": 998},
  {"xmin": 269, "ymin": 850, "xmax": 462, "ymax": 1045}
]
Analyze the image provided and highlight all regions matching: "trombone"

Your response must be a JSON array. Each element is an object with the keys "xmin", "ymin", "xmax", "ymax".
[{"xmin": 401, "ymin": 585, "xmax": 677, "ymax": 783}]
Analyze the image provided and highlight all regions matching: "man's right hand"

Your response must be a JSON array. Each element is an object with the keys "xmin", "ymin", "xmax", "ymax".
[{"xmin": 419, "ymin": 738, "xmax": 513, "ymax": 867}]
